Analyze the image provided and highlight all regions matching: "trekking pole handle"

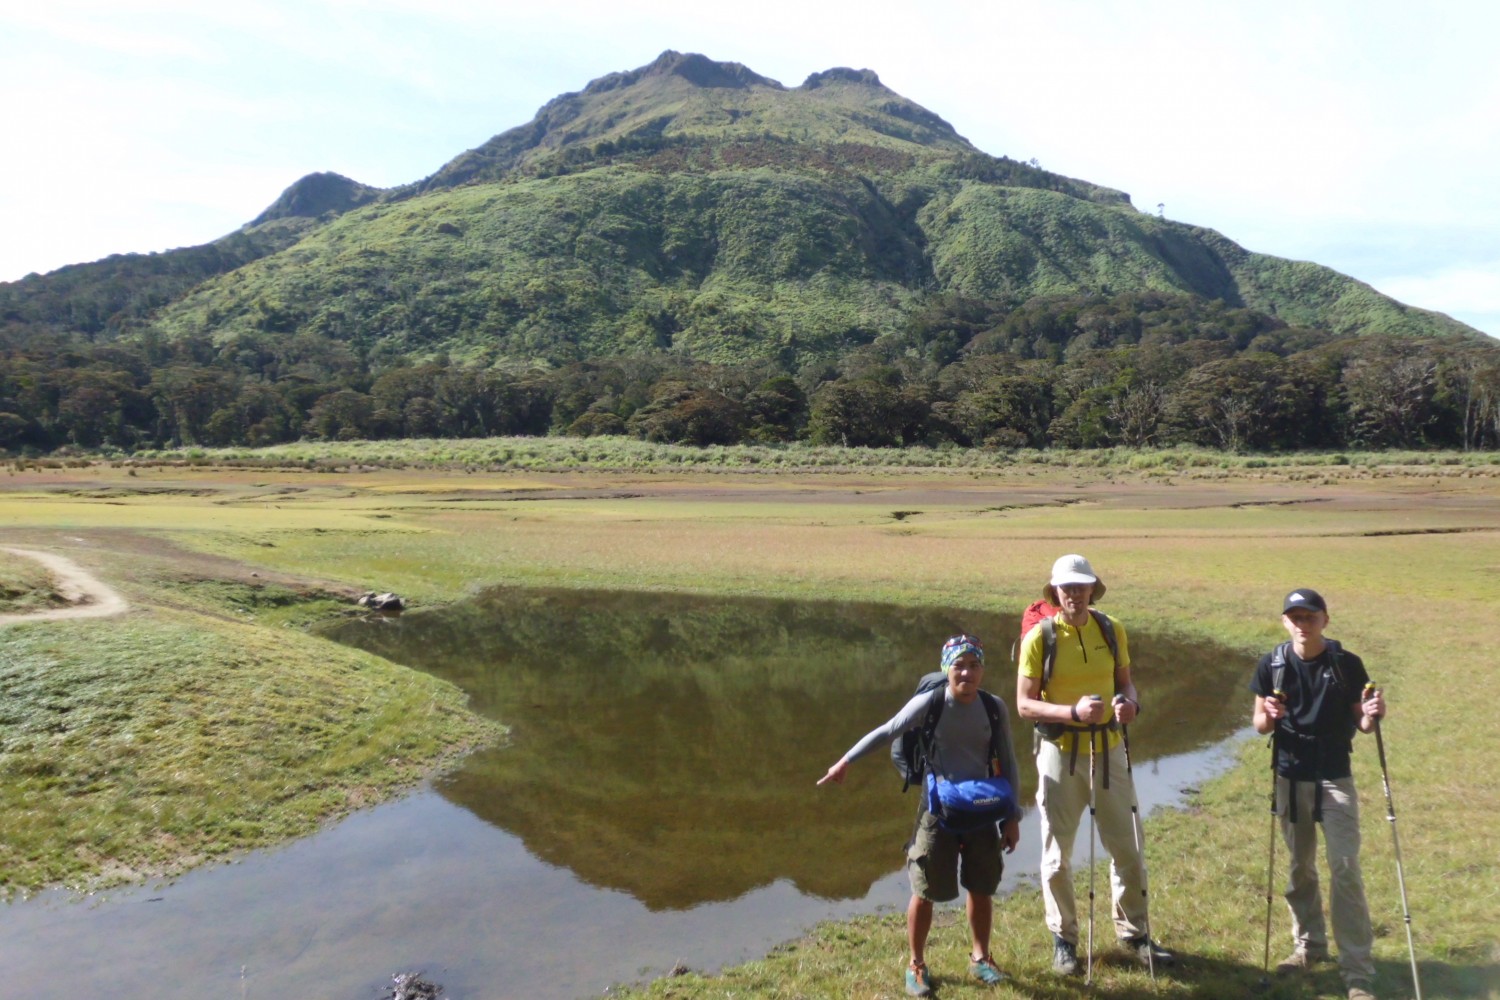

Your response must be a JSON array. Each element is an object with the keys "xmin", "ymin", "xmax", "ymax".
[{"xmin": 1266, "ymin": 688, "xmax": 1287, "ymax": 719}]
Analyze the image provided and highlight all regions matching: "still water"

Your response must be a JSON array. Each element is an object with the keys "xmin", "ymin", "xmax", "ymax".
[{"xmin": 0, "ymin": 589, "xmax": 1252, "ymax": 999}]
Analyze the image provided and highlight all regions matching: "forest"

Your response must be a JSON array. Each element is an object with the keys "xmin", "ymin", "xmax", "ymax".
[{"xmin": 5, "ymin": 290, "xmax": 1498, "ymax": 455}]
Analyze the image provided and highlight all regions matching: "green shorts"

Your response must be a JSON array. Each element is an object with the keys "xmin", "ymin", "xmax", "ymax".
[{"xmin": 906, "ymin": 810, "xmax": 1003, "ymax": 902}]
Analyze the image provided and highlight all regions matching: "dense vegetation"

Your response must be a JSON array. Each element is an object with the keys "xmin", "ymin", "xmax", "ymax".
[
  {"xmin": 2, "ymin": 51, "xmax": 1494, "ymax": 456},
  {"xmin": 5, "ymin": 290, "xmax": 1499, "ymax": 454}
]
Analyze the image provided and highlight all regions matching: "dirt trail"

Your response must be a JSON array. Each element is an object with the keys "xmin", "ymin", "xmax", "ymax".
[{"xmin": 0, "ymin": 547, "xmax": 129, "ymax": 625}]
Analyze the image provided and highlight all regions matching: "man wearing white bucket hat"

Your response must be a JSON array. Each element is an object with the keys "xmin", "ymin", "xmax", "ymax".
[{"xmin": 1016, "ymin": 554, "xmax": 1174, "ymax": 977}]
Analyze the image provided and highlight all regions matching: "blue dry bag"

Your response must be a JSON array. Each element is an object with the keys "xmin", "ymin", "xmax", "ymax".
[{"xmin": 925, "ymin": 772, "xmax": 1017, "ymax": 833}]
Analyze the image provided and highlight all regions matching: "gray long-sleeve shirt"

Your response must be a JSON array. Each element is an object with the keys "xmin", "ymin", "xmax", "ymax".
[{"xmin": 843, "ymin": 686, "xmax": 1021, "ymax": 788}]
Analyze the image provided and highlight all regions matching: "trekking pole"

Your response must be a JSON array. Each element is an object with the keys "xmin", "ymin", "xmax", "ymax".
[
  {"xmin": 1115, "ymin": 698, "xmax": 1154, "ymax": 981},
  {"xmin": 1364, "ymin": 683, "xmax": 1422, "ymax": 1000},
  {"xmin": 1261, "ymin": 690, "xmax": 1284, "ymax": 985},
  {"xmin": 1085, "ymin": 698, "xmax": 1101, "ymax": 986}
]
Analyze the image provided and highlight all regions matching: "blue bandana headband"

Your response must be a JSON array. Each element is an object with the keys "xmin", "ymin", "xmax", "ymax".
[{"xmin": 941, "ymin": 633, "xmax": 984, "ymax": 670}]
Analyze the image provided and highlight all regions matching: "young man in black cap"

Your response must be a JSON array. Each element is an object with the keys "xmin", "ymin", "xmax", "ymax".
[{"xmin": 1251, "ymin": 588, "xmax": 1387, "ymax": 1000}]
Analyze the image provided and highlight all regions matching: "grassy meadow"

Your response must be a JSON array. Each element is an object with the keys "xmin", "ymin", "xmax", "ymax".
[
  {"xmin": 1, "ymin": 446, "xmax": 1497, "ymax": 998},
  {"xmin": 0, "ymin": 548, "xmax": 65, "ymax": 613}
]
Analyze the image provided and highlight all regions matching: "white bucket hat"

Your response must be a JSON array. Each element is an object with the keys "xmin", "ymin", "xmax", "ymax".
[{"xmin": 1050, "ymin": 554, "xmax": 1100, "ymax": 588}]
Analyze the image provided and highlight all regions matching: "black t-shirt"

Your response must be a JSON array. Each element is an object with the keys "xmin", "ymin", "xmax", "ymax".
[{"xmin": 1249, "ymin": 641, "xmax": 1369, "ymax": 781}]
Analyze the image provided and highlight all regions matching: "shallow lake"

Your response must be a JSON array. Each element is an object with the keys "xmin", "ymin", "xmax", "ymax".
[{"xmin": 0, "ymin": 589, "xmax": 1254, "ymax": 999}]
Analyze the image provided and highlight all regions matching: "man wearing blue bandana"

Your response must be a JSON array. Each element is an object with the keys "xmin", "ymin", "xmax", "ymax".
[{"xmin": 819, "ymin": 634, "xmax": 1021, "ymax": 996}]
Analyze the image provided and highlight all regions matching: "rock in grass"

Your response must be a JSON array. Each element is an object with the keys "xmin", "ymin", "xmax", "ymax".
[{"xmin": 385, "ymin": 971, "xmax": 442, "ymax": 999}]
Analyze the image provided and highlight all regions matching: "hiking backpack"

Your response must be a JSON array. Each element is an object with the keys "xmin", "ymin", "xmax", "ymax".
[
  {"xmin": 890, "ymin": 672, "xmax": 1008, "ymax": 792},
  {"xmin": 1268, "ymin": 638, "xmax": 1354, "ymax": 823},
  {"xmin": 1268, "ymin": 638, "xmax": 1355, "ymax": 746}
]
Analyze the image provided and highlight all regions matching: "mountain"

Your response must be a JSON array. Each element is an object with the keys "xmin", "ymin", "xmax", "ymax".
[
  {"xmin": 249, "ymin": 171, "xmax": 382, "ymax": 226},
  {"xmin": 0, "ymin": 50, "xmax": 1484, "ymax": 365}
]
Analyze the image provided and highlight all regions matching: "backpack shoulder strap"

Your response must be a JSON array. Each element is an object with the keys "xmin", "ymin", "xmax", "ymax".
[
  {"xmin": 916, "ymin": 684, "xmax": 947, "ymax": 762},
  {"xmin": 1269, "ymin": 641, "xmax": 1291, "ymax": 689},
  {"xmin": 1089, "ymin": 609, "xmax": 1120, "ymax": 668},
  {"xmin": 978, "ymin": 689, "xmax": 1005, "ymax": 775},
  {"xmin": 1324, "ymin": 638, "xmax": 1349, "ymax": 692},
  {"xmin": 1040, "ymin": 617, "xmax": 1058, "ymax": 692}
]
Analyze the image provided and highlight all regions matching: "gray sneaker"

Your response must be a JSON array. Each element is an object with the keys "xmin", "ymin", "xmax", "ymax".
[
  {"xmin": 1346, "ymin": 982, "xmax": 1377, "ymax": 1000},
  {"xmin": 1051, "ymin": 935, "xmax": 1080, "ymax": 975},
  {"xmin": 1276, "ymin": 947, "xmax": 1330, "ymax": 973}
]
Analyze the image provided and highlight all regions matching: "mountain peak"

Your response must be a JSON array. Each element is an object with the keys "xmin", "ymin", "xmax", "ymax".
[
  {"xmin": 250, "ymin": 171, "xmax": 380, "ymax": 226},
  {"xmin": 800, "ymin": 67, "xmax": 884, "ymax": 89},
  {"xmin": 582, "ymin": 50, "xmax": 783, "ymax": 95}
]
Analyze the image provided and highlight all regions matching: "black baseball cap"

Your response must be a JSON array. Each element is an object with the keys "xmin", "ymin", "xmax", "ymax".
[{"xmin": 1282, "ymin": 589, "xmax": 1327, "ymax": 614}]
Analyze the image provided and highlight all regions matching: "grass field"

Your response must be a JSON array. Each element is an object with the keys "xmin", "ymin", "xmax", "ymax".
[
  {"xmin": 0, "ymin": 549, "xmax": 64, "ymax": 613},
  {"xmin": 1, "ymin": 448, "xmax": 1496, "ymax": 998}
]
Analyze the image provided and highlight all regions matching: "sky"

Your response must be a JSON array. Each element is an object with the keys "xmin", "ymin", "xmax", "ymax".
[{"xmin": 4, "ymin": 0, "xmax": 1498, "ymax": 338}]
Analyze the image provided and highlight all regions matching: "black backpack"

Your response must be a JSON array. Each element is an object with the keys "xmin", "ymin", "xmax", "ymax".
[
  {"xmin": 890, "ymin": 672, "xmax": 1007, "ymax": 792},
  {"xmin": 1268, "ymin": 638, "xmax": 1355, "ymax": 747}
]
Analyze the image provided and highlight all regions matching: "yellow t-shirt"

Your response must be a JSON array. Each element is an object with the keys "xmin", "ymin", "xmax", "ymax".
[{"xmin": 1018, "ymin": 611, "xmax": 1131, "ymax": 747}]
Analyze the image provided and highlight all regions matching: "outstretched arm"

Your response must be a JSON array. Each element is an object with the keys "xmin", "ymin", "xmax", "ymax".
[{"xmin": 815, "ymin": 692, "xmax": 929, "ymax": 787}]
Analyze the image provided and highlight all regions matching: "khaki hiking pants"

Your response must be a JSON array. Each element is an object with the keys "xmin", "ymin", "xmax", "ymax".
[
  {"xmin": 1036, "ymin": 736, "xmax": 1148, "ymax": 945},
  {"xmin": 1278, "ymin": 776, "xmax": 1376, "ymax": 986}
]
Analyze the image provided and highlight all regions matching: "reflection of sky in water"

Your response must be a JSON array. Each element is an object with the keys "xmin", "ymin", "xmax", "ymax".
[
  {"xmin": 0, "ymin": 588, "xmax": 1255, "ymax": 999},
  {"xmin": 0, "ymin": 737, "xmax": 1254, "ymax": 1000}
]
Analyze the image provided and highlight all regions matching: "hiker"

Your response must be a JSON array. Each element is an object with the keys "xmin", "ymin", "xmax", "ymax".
[
  {"xmin": 1015, "ymin": 554, "xmax": 1174, "ymax": 975},
  {"xmin": 817, "ymin": 634, "xmax": 1022, "ymax": 996},
  {"xmin": 1251, "ymin": 588, "xmax": 1386, "ymax": 1000}
]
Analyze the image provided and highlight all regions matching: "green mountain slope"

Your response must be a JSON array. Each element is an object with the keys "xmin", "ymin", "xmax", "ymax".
[
  {"xmin": 153, "ymin": 167, "xmax": 932, "ymax": 366},
  {"xmin": 0, "ymin": 217, "xmax": 317, "ymax": 341},
  {"xmin": 3, "ymin": 50, "xmax": 1485, "ymax": 363}
]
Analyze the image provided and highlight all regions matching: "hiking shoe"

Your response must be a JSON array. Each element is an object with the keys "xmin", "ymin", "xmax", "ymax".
[
  {"xmin": 1276, "ymin": 947, "xmax": 1330, "ymax": 973},
  {"xmin": 1124, "ymin": 934, "xmax": 1177, "ymax": 967},
  {"xmin": 905, "ymin": 961, "xmax": 932, "ymax": 997},
  {"xmin": 1051, "ymin": 935, "xmax": 1081, "ymax": 975},
  {"xmin": 969, "ymin": 954, "xmax": 1007, "ymax": 985},
  {"xmin": 1346, "ymin": 983, "xmax": 1377, "ymax": 1000}
]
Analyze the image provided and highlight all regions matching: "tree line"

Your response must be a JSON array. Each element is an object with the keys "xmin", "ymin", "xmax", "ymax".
[{"xmin": 4, "ymin": 291, "xmax": 1499, "ymax": 455}]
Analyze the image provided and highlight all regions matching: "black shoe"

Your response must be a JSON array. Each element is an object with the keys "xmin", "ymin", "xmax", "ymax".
[
  {"xmin": 1052, "ymin": 935, "xmax": 1080, "ymax": 975},
  {"xmin": 1124, "ymin": 934, "xmax": 1176, "ymax": 967}
]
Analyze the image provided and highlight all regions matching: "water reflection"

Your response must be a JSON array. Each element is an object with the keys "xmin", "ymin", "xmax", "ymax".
[{"xmin": 325, "ymin": 589, "xmax": 1244, "ymax": 912}]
